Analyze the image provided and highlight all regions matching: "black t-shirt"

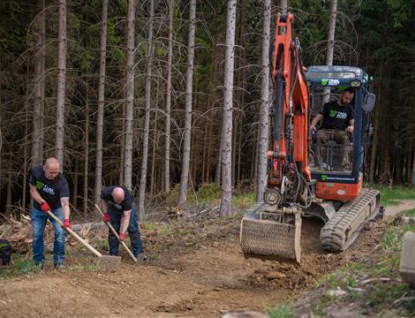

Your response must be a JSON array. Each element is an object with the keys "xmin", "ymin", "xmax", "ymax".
[
  {"xmin": 100, "ymin": 186, "xmax": 134, "ymax": 212},
  {"xmin": 29, "ymin": 165, "xmax": 70, "ymax": 210},
  {"xmin": 320, "ymin": 100, "xmax": 354, "ymax": 130}
]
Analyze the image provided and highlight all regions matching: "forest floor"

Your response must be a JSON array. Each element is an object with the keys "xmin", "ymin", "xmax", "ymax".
[{"xmin": 0, "ymin": 199, "xmax": 414, "ymax": 318}]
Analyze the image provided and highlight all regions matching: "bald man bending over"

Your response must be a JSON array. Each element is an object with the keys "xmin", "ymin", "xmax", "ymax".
[
  {"xmin": 101, "ymin": 186, "xmax": 145, "ymax": 261},
  {"xmin": 29, "ymin": 157, "xmax": 71, "ymax": 269}
]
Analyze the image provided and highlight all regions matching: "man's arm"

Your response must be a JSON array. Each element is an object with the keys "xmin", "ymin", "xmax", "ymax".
[
  {"xmin": 346, "ymin": 119, "xmax": 354, "ymax": 133},
  {"xmin": 101, "ymin": 199, "xmax": 108, "ymax": 212},
  {"xmin": 60, "ymin": 197, "xmax": 70, "ymax": 219},
  {"xmin": 310, "ymin": 113, "xmax": 323, "ymax": 131},
  {"xmin": 121, "ymin": 210, "xmax": 131, "ymax": 235},
  {"xmin": 29, "ymin": 184, "xmax": 45, "ymax": 205}
]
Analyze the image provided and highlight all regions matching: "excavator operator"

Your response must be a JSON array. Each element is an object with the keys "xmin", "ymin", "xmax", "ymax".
[{"xmin": 310, "ymin": 88, "xmax": 355, "ymax": 170}]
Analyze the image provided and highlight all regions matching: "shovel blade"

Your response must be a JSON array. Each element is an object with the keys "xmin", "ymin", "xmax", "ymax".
[{"xmin": 96, "ymin": 255, "xmax": 122, "ymax": 272}]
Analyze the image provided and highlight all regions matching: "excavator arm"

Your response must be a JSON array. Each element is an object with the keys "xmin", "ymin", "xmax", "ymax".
[
  {"xmin": 240, "ymin": 14, "xmax": 312, "ymax": 263},
  {"xmin": 267, "ymin": 13, "xmax": 311, "ymax": 207}
]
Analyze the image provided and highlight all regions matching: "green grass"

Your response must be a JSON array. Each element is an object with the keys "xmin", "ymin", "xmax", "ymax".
[
  {"xmin": 233, "ymin": 190, "xmax": 256, "ymax": 210},
  {"xmin": 373, "ymin": 185, "xmax": 415, "ymax": 206},
  {"xmin": 0, "ymin": 257, "xmax": 41, "ymax": 279},
  {"xmin": 267, "ymin": 302, "xmax": 297, "ymax": 318},
  {"xmin": 290, "ymin": 208, "xmax": 415, "ymax": 317}
]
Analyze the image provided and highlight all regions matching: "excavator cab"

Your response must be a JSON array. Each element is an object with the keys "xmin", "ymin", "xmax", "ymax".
[{"xmin": 306, "ymin": 66, "xmax": 376, "ymax": 201}]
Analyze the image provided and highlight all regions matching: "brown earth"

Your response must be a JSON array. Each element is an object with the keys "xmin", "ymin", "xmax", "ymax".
[{"xmin": 0, "ymin": 201, "xmax": 413, "ymax": 318}]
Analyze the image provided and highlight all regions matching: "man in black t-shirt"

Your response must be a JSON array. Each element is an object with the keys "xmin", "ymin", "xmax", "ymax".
[
  {"xmin": 100, "ymin": 186, "xmax": 144, "ymax": 261},
  {"xmin": 29, "ymin": 157, "xmax": 71, "ymax": 268},
  {"xmin": 310, "ymin": 88, "xmax": 355, "ymax": 169}
]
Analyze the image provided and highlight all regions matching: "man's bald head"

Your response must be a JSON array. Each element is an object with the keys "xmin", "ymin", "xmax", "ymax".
[
  {"xmin": 112, "ymin": 187, "xmax": 125, "ymax": 204},
  {"xmin": 43, "ymin": 157, "xmax": 60, "ymax": 180}
]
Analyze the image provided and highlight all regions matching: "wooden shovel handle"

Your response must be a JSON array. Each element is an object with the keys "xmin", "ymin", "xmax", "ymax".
[
  {"xmin": 95, "ymin": 204, "xmax": 138, "ymax": 262},
  {"xmin": 46, "ymin": 210, "xmax": 102, "ymax": 258}
]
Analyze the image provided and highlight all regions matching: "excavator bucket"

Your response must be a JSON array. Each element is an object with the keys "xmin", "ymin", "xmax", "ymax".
[{"xmin": 240, "ymin": 205, "xmax": 302, "ymax": 263}]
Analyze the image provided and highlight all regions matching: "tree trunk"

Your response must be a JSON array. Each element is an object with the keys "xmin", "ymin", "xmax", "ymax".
[
  {"xmin": 407, "ymin": 150, "xmax": 413, "ymax": 184},
  {"xmin": 205, "ymin": 108, "xmax": 213, "ymax": 183},
  {"xmin": 151, "ymin": 80, "xmax": 159, "ymax": 197},
  {"xmin": 55, "ymin": 0, "xmax": 68, "ymax": 167},
  {"xmin": 326, "ymin": 0, "xmax": 338, "ymax": 66},
  {"xmin": 124, "ymin": 0, "xmax": 137, "ymax": 190},
  {"xmin": 279, "ymin": 0, "xmax": 288, "ymax": 14},
  {"xmin": 0, "ymin": 57, "xmax": 2, "ymax": 210},
  {"xmin": 119, "ymin": 103, "xmax": 125, "ymax": 186},
  {"xmin": 84, "ymin": 82, "xmax": 90, "ymax": 216},
  {"xmin": 73, "ymin": 160, "xmax": 78, "ymax": 209},
  {"xmin": 234, "ymin": 0, "xmax": 248, "ymax": 186},
  {"xmin": 94, "ymin": 0, "xmax": 108, "ymax": 204},
  {"xmin": 32, "ymin": 0, "xmax": 45, "ymax": 166},
  {"xmin": 220, "ymin": 0, "xmax": 237, "ymax": 217},
  {"xmin": 139, "ymin": 0, "xmax": 155, "ymax": 218},
  {"xmin": 165, "ymin": 0, "xmax": 174, "ymax": 194},
  {"xmin": 179, "ymin": 0, "xmax": 196, "ymax": 206},
  {"xmin": 257, "ymin": 0, "xmax": 271, "ymax": 202},
  {"xmin": 411, "ymin": 149, "xmax": 415, "ymax": 185},
  {"xmin": 5, "ymin": 170, "xmax": 12, "ymax": 215},
  {"xmin": 395, "ymin": 151, "xmax": 403, "ymax": 184}
]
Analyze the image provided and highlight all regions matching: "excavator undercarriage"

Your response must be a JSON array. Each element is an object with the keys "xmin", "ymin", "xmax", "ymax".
[{"xmin": 240, "ymin": 188, "xmax": 381, "ymax": 263}]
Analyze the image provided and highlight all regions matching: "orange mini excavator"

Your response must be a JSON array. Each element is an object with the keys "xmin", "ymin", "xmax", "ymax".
[{"xmin": 240, "ymin": 13, "xmax": 380, "ymax": 263}]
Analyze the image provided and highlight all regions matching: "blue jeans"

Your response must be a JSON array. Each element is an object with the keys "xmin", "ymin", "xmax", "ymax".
[
  {"xmin": 31, "ymin": 207, "xmax": 66, "ymax": 266},
  {"xmin": 107, "ymin": 203, "xmax": 143, "ymax": 257}
]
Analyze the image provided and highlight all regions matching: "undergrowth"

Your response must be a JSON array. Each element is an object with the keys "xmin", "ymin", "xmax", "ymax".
[
  {"xmin": 373, "ymin": 185, "xmax": 415, "ymax": 206},
  {"xmin": 271, "ymin": 186, "xmax": 415, "ymax": 317}
]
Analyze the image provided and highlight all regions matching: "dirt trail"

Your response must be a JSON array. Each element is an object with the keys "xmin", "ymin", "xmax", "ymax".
[{"xmin": 1, "ymin": 201, "xmax": 413, "ymax": 318}]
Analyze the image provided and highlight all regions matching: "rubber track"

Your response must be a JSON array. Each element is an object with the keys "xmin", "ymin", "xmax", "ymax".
[{"xmin": 320, "ymin": 188, "xmax": 381, "ymax": 252}]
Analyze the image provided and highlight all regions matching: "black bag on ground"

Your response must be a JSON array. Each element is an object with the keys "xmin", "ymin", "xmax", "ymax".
[{"xmin": 0, "ymin": 239, "xmax": 12, "ymax": 265}]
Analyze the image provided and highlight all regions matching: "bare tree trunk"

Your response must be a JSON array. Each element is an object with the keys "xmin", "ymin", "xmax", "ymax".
[
  {"xmin": 411, "ymin": 150, "xmax": 415, "ymax": 185},
  {"xmin": 205, "ymin": 109, "xmax": 213, "ymax": 183},
  {"xmin": 32, "ymin": 0, "xmax": 45, "ymax": 166},
  {"xmin": 84, "ymin": 83, "xmax": 90, "ymax": 216},
  {"xmin": 234, "ymin": 0, "xmax": 248, "ymax": 186},
  {"xmin": 220, "ymin": 0, "xmax": 237, "ymax": 217},
  {"xmin": 326, "ymin": 0, "xmax": 338, "ymax": 66},
  {"xmin": 139, "ymin": 0, "xmax": 155, "ymax": 218},
  {"xmin": 95, "ymin": 0, "xmax": 108, "ymax": 204},
  {"xmin": 320, "ymin": 0, "xmax": 338, "ymax": 106},
  {"xmin": 73, "ymin": 160, "xmax": 78, "ymax": 209},
  {"xmin": 0, "ymin": 57, "xmax": 2, "ymax": 209},
  {"xmin": 23, "ymin": 82, "xmax": 30, "ymax": 215},
  {"xmin": 279, "ymin": 0, "xmax": 288, "ymax": 14},
  {"xmin": 406, "ymin": 150, "xmax": 413, "ymax": 184},
  {"xmin": 55, "ymin": 0, "xmax": 68, "ymax": 167},
  {"xmin": 6, "ymin": 171, "xmax": 12, "ymax": 215},
  {"xmin": 178, "ymin": 0, "xmax": 196, "ymax": 206},
  {"xmin": 124, "ymin": 0, "xmax": 137, "ymax": 190},
  {"xmin": 257, "ymin": 0, "xmax": 271, "ymax": 202},
  {"xmin": 165, "ymin": 0, "xmax": 174, "ymax": 194},
  {"xmin": 151, "ymin": 80, "xmax": 159, "ymax": 197},
  {"xmin": 119, "ymin": 104, "xmax": 125, "ymax": 186},
  {"xmin": 215, "ymin": 134, "xmax": 221, "ymax": 184}
]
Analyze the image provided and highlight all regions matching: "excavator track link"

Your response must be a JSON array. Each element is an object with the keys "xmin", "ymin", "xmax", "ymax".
[{"xmin": 320, "ymin": 188, "xmax": 380, "ymax": 252}]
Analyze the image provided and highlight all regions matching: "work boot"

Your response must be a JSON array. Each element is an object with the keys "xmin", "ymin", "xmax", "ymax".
[
  {"xmin": 54, "ymin": 263, "xmax": 66, "ymax": 270},
  {"xmin": 35, "ymin": 262, "xmax": 44, "ymax": 270},
  {"xmin": 136, "ymin": 254, "xmax": 147, "ymax": 263}
]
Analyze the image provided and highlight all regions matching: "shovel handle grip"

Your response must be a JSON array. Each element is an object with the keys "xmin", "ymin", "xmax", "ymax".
[
  {"xmin": 95, "ymin": 204, "xmax": 138, "ymax": 262},
  {"xmin": 46, "ymin": 210, "xmax": 102, "ymax": 258}
]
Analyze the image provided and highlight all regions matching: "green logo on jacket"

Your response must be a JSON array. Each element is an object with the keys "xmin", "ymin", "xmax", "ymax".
[{"xmin": 36, "ymin": 181, "xmax": 45, "ymax": 190}]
